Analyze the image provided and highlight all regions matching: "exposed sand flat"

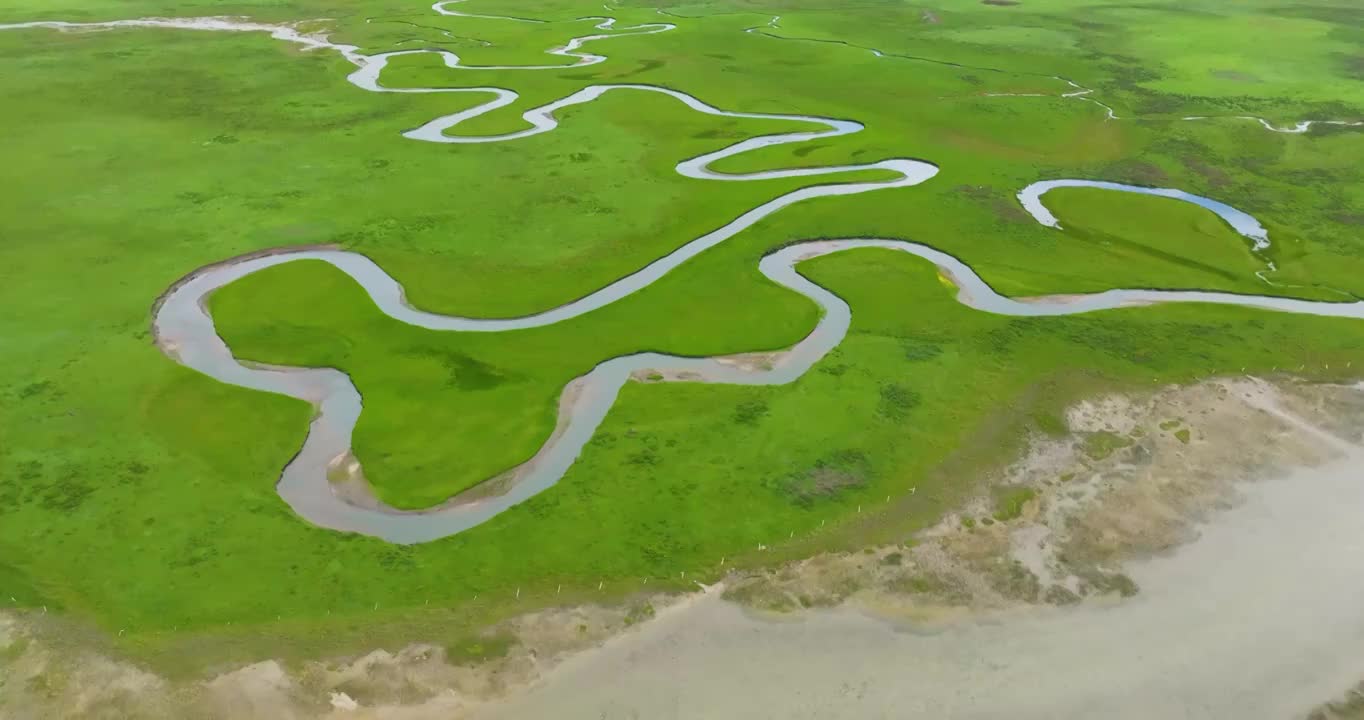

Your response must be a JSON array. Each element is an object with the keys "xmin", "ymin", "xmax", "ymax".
[{"xmin": 474, "ymin": 439, "xmax": 1364, "ymax": 719}]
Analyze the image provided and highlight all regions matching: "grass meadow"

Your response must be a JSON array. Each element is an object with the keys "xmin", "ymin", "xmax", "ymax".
[{"xmin": 1, "ymin": 0, "xmax": 1362, "ymax": 670}]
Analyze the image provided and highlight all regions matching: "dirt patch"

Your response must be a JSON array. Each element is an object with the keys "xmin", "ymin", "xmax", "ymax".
[
  {"xmin": 631, "ymin": 350, "xmax": 780, "ymax": 381},
  {"xmin": 921, "ymin": 10, "xmax": 941, "ymax": 23}
]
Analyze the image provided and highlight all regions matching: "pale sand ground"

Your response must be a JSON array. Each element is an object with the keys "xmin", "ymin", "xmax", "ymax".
[{"xmin": 475, "ymin": 448, "xmax": 1364, "ymax": 719}]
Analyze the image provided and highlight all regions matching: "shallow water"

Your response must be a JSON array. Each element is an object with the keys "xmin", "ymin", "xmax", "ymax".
[{"xmin": 474, "ymin": 448, "xmax": 1364, "ymax": 720}]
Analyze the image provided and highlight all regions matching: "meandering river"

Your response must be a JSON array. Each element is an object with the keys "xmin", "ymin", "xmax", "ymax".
[
  {"xmin": 154, "ymin": 236, "xmax": 1364, "ymax": 543},
  {"xmin": 6, "ymin": 5, "xmax": 1364, "ymax": 542}
]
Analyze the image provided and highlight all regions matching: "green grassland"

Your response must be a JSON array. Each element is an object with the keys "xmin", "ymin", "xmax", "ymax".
[{"xmin": 1, "ymin": 0, "xmax": 1363, "ymax": 672}]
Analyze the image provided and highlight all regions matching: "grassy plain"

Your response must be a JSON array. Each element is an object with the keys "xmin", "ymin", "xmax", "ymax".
[{"xmin": 1, "ymin": 0, "xmax": 1362, "ymax": 673}]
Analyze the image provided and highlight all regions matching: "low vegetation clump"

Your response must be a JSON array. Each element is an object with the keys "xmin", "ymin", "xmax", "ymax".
[
  {"xmin": 444, "ymin": 632, "xmax": 517, "ymax": 665},
  {"xmin": 623, "ymin": 602, "xmax": 656, "ymax": 626},
  {"xmin": 1307, "ymin": 683, "xmax": 1364, "ymax": 720},
  {"xmin": 993, "ymin": 487, "xmax": 1038, "ymax": 522},
  {"xmin": 1077, "ymin": 569, "xmax": 1140, "ymax": 598},
  {"xmin": 774, "ymin": 449, "xmax": 872, "ymax": 507},
  {"xmin": 1082, "ymin": 431, "xmax": 1135, "ymax": 461}
]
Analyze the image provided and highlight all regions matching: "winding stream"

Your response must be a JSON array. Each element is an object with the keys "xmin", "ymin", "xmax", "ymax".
[
  {"xmin": 736, "ymin": 14, "xmax": 1364, "ymax": 131},
  {"xmin": 1017, "ymin": 179, "xmax": 1270, "ymax": 249},
  {"xmin": 1182, "ymin": 115, "xmax": 1364, "ymax": 134},
  {"xmin": 155, "ymin": 239, "xmax": 1364, "ymax": 544},
  {"xmin": 8, "ymin": 5, "xmax": 1364, "ymax": 542}
]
